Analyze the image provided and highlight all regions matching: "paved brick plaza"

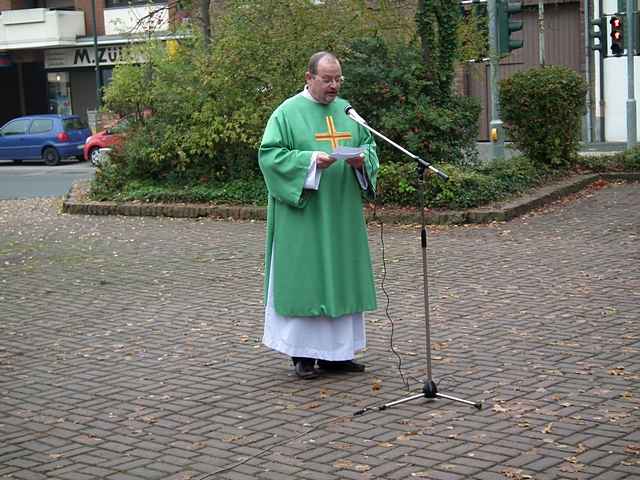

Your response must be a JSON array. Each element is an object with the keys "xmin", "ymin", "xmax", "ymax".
[{"xmin": 1, "ymin": 181, "xmax": 638, "ymax": 480}]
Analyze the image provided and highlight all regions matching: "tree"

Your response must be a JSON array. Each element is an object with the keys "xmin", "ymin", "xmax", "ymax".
[{"xmin": 416, "ymin": 0, "xmax": 461, "ymax": 102}]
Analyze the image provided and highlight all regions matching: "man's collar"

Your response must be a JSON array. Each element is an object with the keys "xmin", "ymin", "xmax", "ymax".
[{"xmin": 302, "ymin": 85, "xmax": 319, "ymax": 103}]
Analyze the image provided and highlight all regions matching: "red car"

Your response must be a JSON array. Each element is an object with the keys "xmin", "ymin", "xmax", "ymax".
[{"xmin": 83, "ymin": 119, "xmax": 128, "ymax": 166}]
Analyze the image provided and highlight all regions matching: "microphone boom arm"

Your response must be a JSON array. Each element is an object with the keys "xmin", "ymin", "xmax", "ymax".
[{"xmin": 350, "ymin": 116, "xmax": 449, "ymax": 181}]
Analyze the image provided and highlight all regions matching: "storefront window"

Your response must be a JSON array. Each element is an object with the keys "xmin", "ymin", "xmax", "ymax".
[{"xmin": 47, "ymin": 72, "xmax": 72, "ymax": 115}]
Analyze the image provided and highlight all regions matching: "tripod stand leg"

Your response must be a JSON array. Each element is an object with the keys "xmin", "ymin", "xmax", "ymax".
[
  {"xmin": 353, "ymin": 385, "xmax": 481, "ymax": 416},
  {"xmin": 436, "ymin": 393, "xmax": 483, "ymax": 409},
  {"xmin": 353, "ymin": 167, "xmax": 483, "ymax": 418}
]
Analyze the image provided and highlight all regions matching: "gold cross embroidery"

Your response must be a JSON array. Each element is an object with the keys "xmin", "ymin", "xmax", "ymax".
[{"xmin": 314, "ymin": 115, "xmax": 352, "ymax": 149}]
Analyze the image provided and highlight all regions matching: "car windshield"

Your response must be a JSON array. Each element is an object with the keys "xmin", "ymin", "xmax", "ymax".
[{"xmin": 63, "ymin": 118, "xmax": 88, "ymax": 131}]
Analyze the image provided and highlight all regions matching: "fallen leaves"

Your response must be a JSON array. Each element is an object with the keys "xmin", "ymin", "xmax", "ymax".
[
  {"xmin": 625, "ymin": 444, "xmax": 640, "ymax": 455},
  {"xmin": 608, "ymin": 366, "xmax": 626, "ymax": 376},
  {"xmin": 559, "ymin": 461, "xmax": 584, "ymax": 473},
  {"xmin": 501, "ymin": 468, "xmax": 533, "ymax": 479},
  {"xmin": 607, "ymin": 411, "xmax": 631, "ymax": 423},
  {"xmin": 333, "ymin": 459, "xmax": 370, "ymax": 472},
  {"xmin": 329, "ymin": 441, "xmax": 352, "ymax": 450},
  {"xmin": 492, "ymin": 402, "xmax": 509, "ymax": 413},
  {"xmin": 397, "ymin": 431, "xmax": 419, "ymax": 441},
  {"xmin": 433, "ymin": 341, "xmax": 449, "ymax": 350}
]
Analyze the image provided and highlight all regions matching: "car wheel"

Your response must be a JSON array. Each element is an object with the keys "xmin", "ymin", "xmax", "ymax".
[
  {"xmin": 43, "ymin": 147, "xmax": 61, "ymax": 166},
  {"xmin": 89, "ymin": 147, "xmax": 101, "ymax": 166}
]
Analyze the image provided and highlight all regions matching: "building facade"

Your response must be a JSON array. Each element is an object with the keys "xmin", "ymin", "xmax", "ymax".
[
  {"xmin": 0, "ymin": 0, "xmax": 178, "ymax": 127},
  {"xmin": 459, "ymin": 0, "xmax": 639, "ymax": 143}
]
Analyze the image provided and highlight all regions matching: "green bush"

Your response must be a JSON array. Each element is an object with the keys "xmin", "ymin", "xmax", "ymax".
[
  {"xmin": 90, "ymin": 176, "xmax": 267, "ymax": 205},
  {"xmin": 377, "ymin": 162, "xmax": 417, "ymax": 206},
  {"xmin": 623, "ymin": 146, "xmax": 640, "ymax": 170},
  {"xmin": 419, "ymin": 156, "xmax": 544, "ymax": 209},
  {"xmin": 98, "ymin": 1, "xmax": 415, "ymax": 188},
  {"xmin": 341, "ymin": 37, "xmax": 481, "ymax": 168},
  {"xmin": 577, "ymin": 147, "xmax": 640, "ymax": 172},
  {"xmin": 499, "ymin": 66, "xmax": 587, "ymax": 167},
  {"xmin": 375, "ymin": 156, "xmax": 546, "ymax": 209}
]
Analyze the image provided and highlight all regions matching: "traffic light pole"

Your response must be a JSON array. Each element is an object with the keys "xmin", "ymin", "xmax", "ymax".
[
  {"xmin": 91, "ymin": 0, "xmax": 102, "ymax": 109},
  {"xmin": 488, "ymin": 0, "xmax": 504, "ymax": 160},
  {"xmin": 626, "ymin": 0, "xmax": 637, "ymax": 148},
  {"xmin": 598, "ymin": 0, "xmax": 606, "ymax": 141}
]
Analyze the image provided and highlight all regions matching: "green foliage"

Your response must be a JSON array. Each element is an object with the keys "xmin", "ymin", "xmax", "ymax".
[
  {"xmin": 90, "ymin": 176, "xmax": 267, "ymax": 205},
  {"xmin": 576, "ymin": 147, "xmax": 640, "ymax": 172},
  {"xmin": 458, "ymin": 5, "xmax": 489, "ymax": 62},
  {"xmin": 376, "ymin": 155, "xmax": 546, "ymax": 209},
  {"xmin": 102, "ymin": 33, "xmax": 260, "ymax": 184},
  {"xmin": 416, "ymin": 0, "xmax": 461, "ymax": 101},
  {"xmin": 341, "ymin": 37, "xmax": 480, "ymax": 168},
  {"xmin": 621, "ymin": 146, "xmax": 640, "ymax": 170},
  {"xmin": 207, "ymin": 0, "xmax": 414, "ymax": 142},
  {"xmin": 499, "ymin": 66, "xmax": 588, "ymax": 167},
  {"xmin": 92, "ymin": 155, "xmax": 546, "ymax": 209},
  {"xmin": 421, "ymin": 156, "xmax": 544, "ymax": 209},
  {"xmin": 377, "ymin": 162, "xmax": 417, "ymax": 206},
  {"xmin": 102, "ymin": 62, "xmax": 152, "ymax": 119},
  {"xmin": 97, "ymin": 1, "xmax": 415, "ymax": 193}
]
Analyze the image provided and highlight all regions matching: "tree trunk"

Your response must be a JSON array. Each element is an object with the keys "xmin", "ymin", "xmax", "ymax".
[
  {"xmin": 200, "ymin": 0, "xmax": 211, "ymax": 46},
  {"xmin": 416, "ymin": 0, "xmax": 436, "ymax": 84}
]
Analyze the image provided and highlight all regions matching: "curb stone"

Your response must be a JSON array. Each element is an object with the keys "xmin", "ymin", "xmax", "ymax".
[{"xmin": 62, "ymin": 172, "xmax": 640, "ymax": 225}]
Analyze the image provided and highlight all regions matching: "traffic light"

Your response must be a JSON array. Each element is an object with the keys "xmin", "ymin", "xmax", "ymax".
[
  {"xmin": 589, "ymin": 15, "xmax": 607, "ymax": 55},
  {"xmin": 610, "ymin": 15, "xmax": 624, "ymax": 56},
  {"xmin": 497, "ymin": 0, "xmax": 524, "ymax": 54}
]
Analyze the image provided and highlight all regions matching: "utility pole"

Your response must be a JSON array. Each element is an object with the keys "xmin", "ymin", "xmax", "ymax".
[
  {"xmin": 626, "ymin": 0, "xmax": 637, "ymax": 148},
  {"xmin": 91, "ymin": 0, "xmax": 102, "ymax": 109},
  {"xmin": 488, "ymin": 0, "xmax": 504, "ymax": 159},
  {"xmin": 538, "ymin": 1, "xmax": 545, "ymax": 65}
]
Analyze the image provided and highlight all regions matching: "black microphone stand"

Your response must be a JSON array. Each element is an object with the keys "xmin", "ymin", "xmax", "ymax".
[{"xmin": 348, "ymin": 115, "xmax": 482, "ymax": 415}]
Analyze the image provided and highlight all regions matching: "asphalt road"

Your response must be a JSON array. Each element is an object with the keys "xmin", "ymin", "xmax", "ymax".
[{"xmin": 0, "ymin": 160, "xmax": 94, "ymax": 200}]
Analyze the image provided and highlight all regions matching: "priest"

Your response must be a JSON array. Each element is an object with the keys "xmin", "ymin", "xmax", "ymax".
[{"xmin": 258, "ymin": 51, "xmax": 379, "ymax": 379}]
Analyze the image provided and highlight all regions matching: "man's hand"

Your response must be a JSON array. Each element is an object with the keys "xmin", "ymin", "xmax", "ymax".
[
  {"xmin": 316, "ymin": 152, "xmax": 336, "ymax": 170},
  {"xmin": 346, "ymin": 153, "xmax": 364, "ymax": 170}
]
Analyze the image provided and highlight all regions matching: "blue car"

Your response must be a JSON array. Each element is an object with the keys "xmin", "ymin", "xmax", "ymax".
[{"xmin": 0, "ymin": 114, "xmax": 92, "ymax": 166}]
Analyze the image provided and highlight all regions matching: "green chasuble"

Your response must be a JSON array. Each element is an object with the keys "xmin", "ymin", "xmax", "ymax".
[{"xmin": 259, "ymin": 92, "xmax": 379, "ymax": 318}]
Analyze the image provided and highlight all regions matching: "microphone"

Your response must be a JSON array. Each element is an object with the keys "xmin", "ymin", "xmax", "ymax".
[{"xmin": 345, "ymin": 105, "xmax": 367, "ymax": 125}]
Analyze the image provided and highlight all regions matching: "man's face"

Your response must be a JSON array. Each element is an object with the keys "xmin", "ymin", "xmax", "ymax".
[{"xmin": 305, "ymin": 58, "xmax": 343, "ymax": 104}]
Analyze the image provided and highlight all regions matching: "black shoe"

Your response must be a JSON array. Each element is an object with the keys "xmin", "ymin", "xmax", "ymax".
[
  {"xmin": 317, "ymin": 359, "xmax": 366, "ymax": 373},
  {"xmin": 294, "ymin": 358, "xmax": 318, "ymax": 379}
]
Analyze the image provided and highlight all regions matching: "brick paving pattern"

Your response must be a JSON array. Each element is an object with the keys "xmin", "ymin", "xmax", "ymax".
[{"xmin": 1, "ymin": 180, "xmax": 639, "ymax": 480}]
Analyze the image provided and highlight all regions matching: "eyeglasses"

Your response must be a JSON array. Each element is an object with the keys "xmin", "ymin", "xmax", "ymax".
[{"xmin": 313, "ymin": 75, "xmax": 344, "ymax": 86}]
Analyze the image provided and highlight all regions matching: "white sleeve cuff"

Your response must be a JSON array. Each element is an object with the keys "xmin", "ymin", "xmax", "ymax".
[{"xmin": 304, "ymin": 153, "xmax": 322, "ymax": 190}]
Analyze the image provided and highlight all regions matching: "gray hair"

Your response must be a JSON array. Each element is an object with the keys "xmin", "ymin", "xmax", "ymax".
[{"xmin": 307, "ymin": 51, "xmax": 339, "ymax": 75}]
